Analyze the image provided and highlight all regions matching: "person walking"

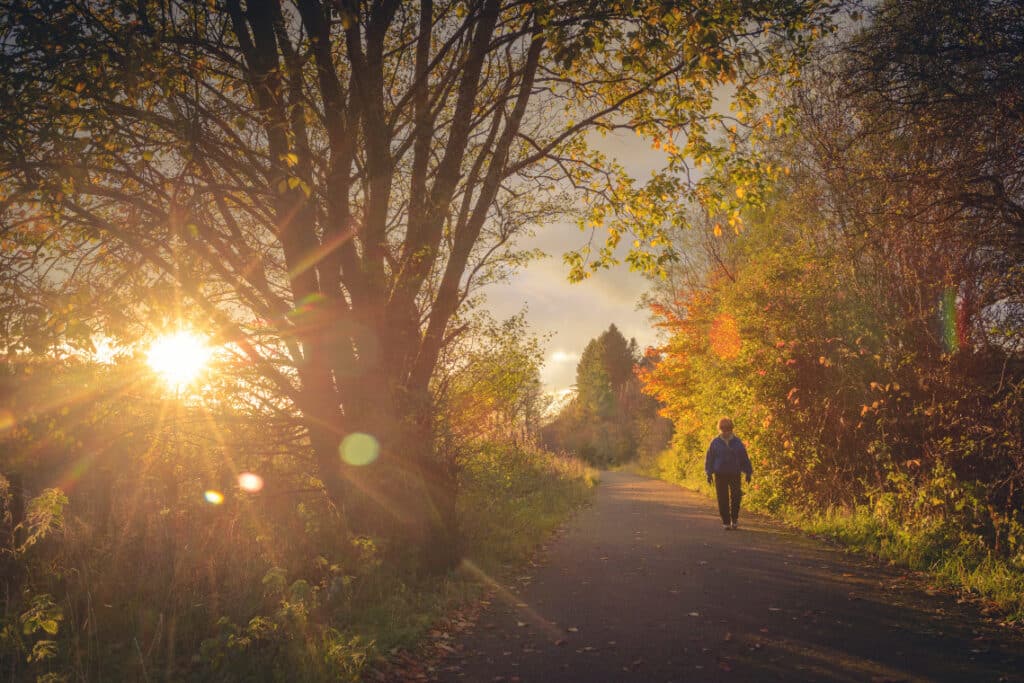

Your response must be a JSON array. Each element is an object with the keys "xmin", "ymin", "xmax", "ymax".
[{"xmin": 705, "ymin": 417, "xmax": 752, "ymax": 530}]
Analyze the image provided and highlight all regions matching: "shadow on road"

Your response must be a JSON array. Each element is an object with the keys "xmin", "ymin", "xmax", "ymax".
[{"xmin": 438, "ymin": 471, "xmax": 1023, "ymax": 682}]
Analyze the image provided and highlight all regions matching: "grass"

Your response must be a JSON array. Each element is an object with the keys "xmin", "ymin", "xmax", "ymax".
[
  {"xmin": 796, "ymin": 509, "xmax": 1024, "ymax": 623},
  {"xmin": 0, "ymin": 441, "xmax": 597, "ymax": 682},
  {"xmin": 353, "ymin": 442, "xmax": 598, "ymax": 664},
  {"xmin": 458, "ymin": 443, "xmax": 598, "ymax": 572},
  {"xmin": 636, "ymin": 449, "xmax": 1024, "ymax": 624}
]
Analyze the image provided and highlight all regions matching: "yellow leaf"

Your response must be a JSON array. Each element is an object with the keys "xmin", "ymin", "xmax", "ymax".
[
  {"xmin": 712, "ymin": 223, "xmax": 722, "ymax": 237},
  {"xmin": 735, "ymin": 187, "xmax": 745, "ymax": 199}
]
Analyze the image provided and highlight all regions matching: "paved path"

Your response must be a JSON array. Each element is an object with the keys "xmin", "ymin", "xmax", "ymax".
[{"xmin": 437, "ymin": 471, "xmax": 1024, "ymax": 682}]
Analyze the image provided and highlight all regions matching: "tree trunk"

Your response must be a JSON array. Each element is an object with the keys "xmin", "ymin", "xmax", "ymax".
[{"xmin": 331, "ymin": 371, "xmax": 459, "ymax": 573}]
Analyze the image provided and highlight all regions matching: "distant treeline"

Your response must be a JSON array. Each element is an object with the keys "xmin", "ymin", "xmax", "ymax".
[{"xmin": 543, "ymin": 324, "xmax": 672, "ymax": 466}]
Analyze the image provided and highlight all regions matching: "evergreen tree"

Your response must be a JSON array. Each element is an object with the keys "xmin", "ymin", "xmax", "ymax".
[
  {"xmin": 576, "ymin": 337, "xmax": 615, "ymax": 419},
  {"xmin": 545, "ymin": 324, "xmax": 669, "ymax": 465},
  {"xmin": 599, "ymin": 324, "xmax": 637, "ymax": 394}
]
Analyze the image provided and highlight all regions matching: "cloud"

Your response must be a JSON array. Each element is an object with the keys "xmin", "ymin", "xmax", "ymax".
[
  {"xmin": 486, "ymin": 255, "xmax": 657, "ymax": 393},
  {"xmin": 477, "ymin": 128, "xmax": 676, "ymax": 393}
]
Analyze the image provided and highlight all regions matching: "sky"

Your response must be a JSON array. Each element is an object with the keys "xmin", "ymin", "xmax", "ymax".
[
  {"xmin": 486, "ymin": 237, "xmax": 657, "ymax": 396},
  {"xmin": 484, "ymin": 130, "xmax": 668, "ymax": 395}
]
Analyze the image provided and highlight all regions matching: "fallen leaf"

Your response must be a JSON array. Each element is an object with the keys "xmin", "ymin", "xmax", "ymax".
[
  {"xmin": 688, "ymin": 612, "xmax": 700, "ymax": 617},
  {"xmin": 567, "ymin": 626, "xmax": 579, "ymax": 633}
]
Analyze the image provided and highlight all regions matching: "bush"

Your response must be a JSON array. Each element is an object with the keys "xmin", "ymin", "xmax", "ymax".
[{"xmin": 1, "ymin": 358, "xmax": 595, "ymax": 681}]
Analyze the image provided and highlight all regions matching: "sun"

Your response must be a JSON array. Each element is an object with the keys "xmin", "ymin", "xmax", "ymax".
[{"xmin": 146, "ymin": 330, "xmax": 212, "ymax": 391}]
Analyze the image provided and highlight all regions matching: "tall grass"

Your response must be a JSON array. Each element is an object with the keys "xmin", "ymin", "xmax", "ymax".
[
  {"xmin": 458, "ymin": 442, "xmax": 598, "ymax": 571},
  {"xmin": 1, "ymin": 425, "xmax": 596, "ymax": 681}
]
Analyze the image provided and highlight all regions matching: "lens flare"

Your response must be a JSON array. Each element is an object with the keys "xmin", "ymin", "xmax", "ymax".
[
  {"xmin": 0, "ymin": 410, "xmax": 14, "ymax": 432},
  {"xmin": 339, "ymin": 433, "xmax": 380, "ymax": 466},
  {"xmin": 237, "ymin": 472, "xmax": 264, "ymax": 492},
  {"xmin": 204, "ymin": 490, "xmax": 224, "ymax": 505},
  {"xmin": 286, "ymin": 293, "xmax": 326, "ymax": 320},
  {"xmin": 147, "ymin": 330, "xmax": 212, "ymax": 391}
]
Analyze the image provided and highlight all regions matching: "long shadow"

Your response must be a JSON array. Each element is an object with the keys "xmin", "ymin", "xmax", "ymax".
[{"xmin": 439, "ymin": 472, "xmax": 1024, "ymax": 682}]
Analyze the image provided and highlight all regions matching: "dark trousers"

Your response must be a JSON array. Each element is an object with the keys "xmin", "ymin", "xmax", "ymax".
[{"xmin": 714, "ymin": 473, "xmax": 743, "ymax": 524}]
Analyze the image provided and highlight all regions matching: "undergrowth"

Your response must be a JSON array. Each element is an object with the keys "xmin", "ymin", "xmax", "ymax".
[
  {"xmin": 0, "ymin": 440, "xmax": 595, "ymax": 681},
  {"xmin": 458, "ymin": 442, "xmax": 598, "ymax": 572}
]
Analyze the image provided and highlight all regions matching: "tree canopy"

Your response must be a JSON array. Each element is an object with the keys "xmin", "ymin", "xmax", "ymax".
[{"xmin": 0, "ymin": 0, "xmax": 834, "ymax": 563}]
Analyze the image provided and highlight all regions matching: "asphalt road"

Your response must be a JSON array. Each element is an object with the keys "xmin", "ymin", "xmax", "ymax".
[{"xmin": 436, "ymin": 471, "xmax": 1024, "ymax": 682}]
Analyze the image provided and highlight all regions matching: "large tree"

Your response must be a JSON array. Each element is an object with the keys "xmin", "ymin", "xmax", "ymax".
[
  {"xmin": 575, "ymin": 323, "xmax": 635, "ymax": 418},
  {"xmin": 0, "ymin": 0, "xmax": 831, "ymax": 566}
]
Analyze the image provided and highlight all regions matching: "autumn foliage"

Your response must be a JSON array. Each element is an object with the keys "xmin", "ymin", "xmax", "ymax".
[{"xmin": 642, "ymin": 0, "xmax": 1024, "ymax": 591}]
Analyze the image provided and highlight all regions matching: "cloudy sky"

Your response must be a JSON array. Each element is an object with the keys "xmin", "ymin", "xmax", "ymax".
[
  {"xmin": 484, "ymin": 130, "xmax": 666, "ymax": 395},
  {"xmin": 487, "ymin": 240, "xmax": 657, "ymax": 395}
]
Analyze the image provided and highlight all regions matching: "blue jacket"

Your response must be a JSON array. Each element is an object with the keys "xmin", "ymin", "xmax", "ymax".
[{"xmin": 705, "ymin": 435, "xmax": 752, "ymax": 477}]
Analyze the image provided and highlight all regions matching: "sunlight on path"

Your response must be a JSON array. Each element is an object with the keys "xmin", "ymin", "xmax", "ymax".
[{"xmin": 437, "ymin": 472, "xmax": 1024, "ymax": 682}]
